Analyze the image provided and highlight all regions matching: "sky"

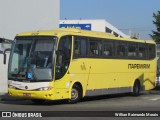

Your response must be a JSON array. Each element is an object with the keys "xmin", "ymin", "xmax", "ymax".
[{"xmin": 60, "ymin": 0, "xmax": 160, "ymax": 40}]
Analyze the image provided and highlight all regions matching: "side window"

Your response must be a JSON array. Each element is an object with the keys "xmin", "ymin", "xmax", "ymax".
[
  {"xmin": 89, "ymin": 39, "xmax": 102, "ymax": 56},
  {"xmin": 116, "ymin": 42, "xmax": 126, "ymax": 57},
  {"xmin": 128, "ymin": 44, "xmax": 137, "ymax": 57},
  {"xmin": 138, "ymin": 44, "xmax": 146, "ymax": 59},
  {"xmin": 56, "ymin": 36, "xmax": 72, "ymax": 80},
  {"xmin": 148, "ymin": 44, "xmax": 156, "ymax": 59},
  {"xmin": 102, "ymin": 41, "xmax": 113, "ymax": 57},
  {"xmin": 74, "ymin": 37, "xmax": 87, "ymax": 58}
]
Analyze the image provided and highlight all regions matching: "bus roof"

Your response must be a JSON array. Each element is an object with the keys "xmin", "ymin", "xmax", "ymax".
[{"xmin": 16, "ymin": 28, "xmax": 155, "ymax": 44}]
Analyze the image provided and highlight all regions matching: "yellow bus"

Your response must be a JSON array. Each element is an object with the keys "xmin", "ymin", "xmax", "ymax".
[{"xmin": 6, "ymin": 28, "xmax": 157, "ymax": 103}]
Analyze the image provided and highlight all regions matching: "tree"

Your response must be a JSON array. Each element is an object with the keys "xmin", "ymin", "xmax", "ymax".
[{"xmin": 150, "ymin": 11, "xmax": 160, "ymax": 43}]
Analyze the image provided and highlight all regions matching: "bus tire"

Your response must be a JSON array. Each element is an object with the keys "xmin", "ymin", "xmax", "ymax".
[
  {"xmin": 132, "ymin": 80, "xmax": 140, "ymax": 96},
  {"xmin": 68, "ymin": 84, "xmax": 82, "ymax": 104},
  {"xmin": 31, "ymin": 99, "xmax": 46, "ymax": 104}
]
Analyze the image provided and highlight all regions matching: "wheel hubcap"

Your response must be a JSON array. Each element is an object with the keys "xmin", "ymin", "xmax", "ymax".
[{"xmin": 71, "ymin": 88, "xmax": 78, "ymax": 100}]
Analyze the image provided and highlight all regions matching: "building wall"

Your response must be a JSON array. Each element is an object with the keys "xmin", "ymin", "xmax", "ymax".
[
  {"xmin": 0, "ymin": 53, "xmax": 9, "ymax": 94},
  {"xmin": 0, "ymin": 0, "xmax": 60, "ymax": 94},
  {"xmin": 0, "ymin": 0, "xmax": 60, "ymax": 40},
  {"xmin": 90, "ymin": 20, "xmax": 106, "ymax": 32},
  {"xmin": 60, "ymin": 19, "xmax": 106, "ymax": 32}
]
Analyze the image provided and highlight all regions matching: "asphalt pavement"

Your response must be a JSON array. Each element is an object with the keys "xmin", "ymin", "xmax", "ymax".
[
  {"xmin": 0, "ymin": 88, "xmax": 160, "ymax": 119},
  {"xmin": 0, "ymin": 86, "xmax": 160, "ymax": 101}
]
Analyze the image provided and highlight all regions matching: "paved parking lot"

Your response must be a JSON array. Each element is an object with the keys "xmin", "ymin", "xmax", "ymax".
[
  {"xmin": 0, "ymin": 89, "xmax": 160, "ymax": 119},
  {"xmin": 0, "ymin": 89, "xmax": 160, "ymax": 110}
]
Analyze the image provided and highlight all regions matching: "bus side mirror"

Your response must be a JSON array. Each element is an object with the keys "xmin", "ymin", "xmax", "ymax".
[
  {"xmin": 4, "ymin": 53, "xmax": 6, "ymax": 64},
  {"xmin": 3, "ymin": 48, "xmax": 11, "ymax": 64}
]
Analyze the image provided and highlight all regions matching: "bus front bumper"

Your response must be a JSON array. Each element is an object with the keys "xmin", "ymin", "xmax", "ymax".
[{"xmin": 8, "ymin": 88, "xmax": 70, "ymax": 101}]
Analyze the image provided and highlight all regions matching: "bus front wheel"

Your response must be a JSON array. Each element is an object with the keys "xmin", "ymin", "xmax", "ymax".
[
  {"xmin": 132, "ymin": 80, "xmax": 140, "ymax": 96},
  {"xmin": 68, "ymin": 85, "xmax": 82, "ymax": 104}
]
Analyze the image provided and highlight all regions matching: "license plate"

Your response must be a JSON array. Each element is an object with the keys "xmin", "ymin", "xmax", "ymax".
[{"xmin": 23, "ymin": 93, "xmax": 31, "ymax": 97}]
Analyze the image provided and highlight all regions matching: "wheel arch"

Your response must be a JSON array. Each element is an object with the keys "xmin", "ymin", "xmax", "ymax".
[
  {"xmin": 135, "ymin": 79, "xmax": 141, "ymax": 86},
  {"xmin": 68, "ymin": 81, "xmax": 83, "ymax": 103},
  {"xmin": 70, "ymin": 81, "xmax": 83, "ymax": 98},
  {"xmin": 132, "ymin": 79, "xmax": 141, "ymax": 91},
  {"xmin": 131, "ymin": 79, "xmax": 141, "ymax": 96}
]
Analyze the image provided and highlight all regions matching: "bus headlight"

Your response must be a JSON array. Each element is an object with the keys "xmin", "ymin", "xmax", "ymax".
[
  {"xmin": 8, "ymin": 85, "xmax": 16, "ymax": 89},
  {"xmin": 38, "ymin": 86, "xmax": 53, "ymax": 91}
]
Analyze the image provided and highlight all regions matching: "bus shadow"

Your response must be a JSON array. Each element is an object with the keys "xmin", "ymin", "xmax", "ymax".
[
  {"xmin": 0, "ymin": 98, "xmax": 68, "ymax": 106},
  {"xmin": 81, "ymin": 93, "xmax": 144, "ymax": 103},
  {"xmin": 0, "ymin": 92, "xmax": 148, "ymax": 106},
  {"xmin": 2, "ymin": 88, "xmax": 160, "ymax": 106}
]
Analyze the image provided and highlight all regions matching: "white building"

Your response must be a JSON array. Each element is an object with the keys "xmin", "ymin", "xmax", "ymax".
[
  {"xmin": 0, "ymin": 0, "xmax": 60, "ymax": 94},
  {"xmin": 60, "ymin": 19, "xmax": 130, "ymax": 38},
  {"xmin": 0, "ymin": 0, "xmax": 59, "ymax": 40}
]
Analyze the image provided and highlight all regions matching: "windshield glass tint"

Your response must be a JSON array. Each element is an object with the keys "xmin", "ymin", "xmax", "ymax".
[
  {"xmin": 8, "ymin": 36, "xmax": 56, "ymax": 82},
  {"xmin": 30, "ymin": 39, "xmax": 54, "ymax": 68}
]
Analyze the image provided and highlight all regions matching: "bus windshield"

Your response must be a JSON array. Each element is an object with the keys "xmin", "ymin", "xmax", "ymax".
[{"xmin": 8, "ymin": 36, "xmax": 57, "ymax": 82}]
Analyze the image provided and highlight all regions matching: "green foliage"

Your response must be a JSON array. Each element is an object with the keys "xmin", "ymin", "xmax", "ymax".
[{"xmin": 150, "ymin": 11, "xmax": 160, "ymax": 43}]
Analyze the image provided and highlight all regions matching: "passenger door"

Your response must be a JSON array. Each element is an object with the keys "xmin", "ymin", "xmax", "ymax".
[{"xmin": 55, "ymin": 36, "xmax": 72, "ymax": 80}]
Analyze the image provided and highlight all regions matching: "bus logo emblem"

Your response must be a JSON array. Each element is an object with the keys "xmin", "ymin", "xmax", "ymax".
[{"xmin": 25, "ymin": 86, "xmax": 28, "ymax": 89}]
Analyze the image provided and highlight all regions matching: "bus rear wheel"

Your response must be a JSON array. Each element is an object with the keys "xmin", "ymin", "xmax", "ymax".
[
  {"xmin": 68, "ymin": 85, "xmax": 82, "ymax": 104},
  {"xmin": 132, "ymin": 80, "xmax": 140, "ymax": 96}
]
